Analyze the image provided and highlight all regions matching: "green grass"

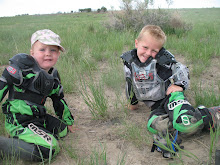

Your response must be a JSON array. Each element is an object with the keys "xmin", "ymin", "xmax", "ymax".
[
  {"xmin": 166, "ymin": 8, "xmax": 220, "ymax": 73},
  {"xmin": 80, "ymin": 75, "xmax": 109, "ymax": 120}
]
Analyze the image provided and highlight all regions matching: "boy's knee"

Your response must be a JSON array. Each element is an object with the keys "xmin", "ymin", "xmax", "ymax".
[
  {"xmin": 148, "ymin": 114, "xmax": 170, "ymax": 134},
  {"xmin": 172, "ymin": 113, "xmax": 204, "ymax": 134}
]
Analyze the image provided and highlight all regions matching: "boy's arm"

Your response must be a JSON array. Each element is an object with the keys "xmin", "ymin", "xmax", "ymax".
[
  {"xmin": 49, "ymin": 83, "xmax": 74, "ymax": 126},
  {"xmin": 0, "ymin": 78, "xmax": 9, "ymax": 103},
  {"xmin": 171, "ymin": 62, "xmax": 190, "ymax": 91},
  {"xmin": 155, "ymin": 48, "xmax": 189, "ymax": 91},
  {"xmin": 123, "ymin": 63, "xmax": 138, "ymax": 105},
  {"xmin": 0, "ymin": 69, "xmax": 10, "ymax": 103}
]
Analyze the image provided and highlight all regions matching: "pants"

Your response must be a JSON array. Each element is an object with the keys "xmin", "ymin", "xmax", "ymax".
[
  {"xmin": 147, "ymin": 91, "xmax": 213, "ymax": 135},
  {"xmin": 3, "ymin": 113, "xmax": 68, "ymax": 161}
]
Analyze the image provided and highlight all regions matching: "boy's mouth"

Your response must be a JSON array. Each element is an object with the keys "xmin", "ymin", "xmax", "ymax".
[{"xmin": 45, "ymin": 59, "xmax": 52, "ymax": 61}]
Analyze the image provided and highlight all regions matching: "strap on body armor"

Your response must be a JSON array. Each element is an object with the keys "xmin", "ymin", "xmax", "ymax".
[{"xmin": 155, "ymin": 47, "xmax": 177, "ymax": 66}]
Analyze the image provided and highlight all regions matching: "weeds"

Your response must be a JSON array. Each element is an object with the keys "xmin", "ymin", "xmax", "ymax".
[
  {"xmin": 80, "ymin": 75, "xmax": 109, "ymax": 120},
  {"xmin": 119, "ymin": 122, "xmax": 152, "ymax": 148},
  {"xmin": 192, "ymin": 83, "xmax": 220, "ymax": 108},
  {"xmin": 209, "ymin": 126, "xmax": 219, "ymax": 164}
]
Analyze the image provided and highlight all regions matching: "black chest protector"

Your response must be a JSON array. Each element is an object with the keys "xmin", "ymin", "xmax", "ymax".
[{"xmin": 4, "ymin": 53, "xmax": 59, "ymax": 105}]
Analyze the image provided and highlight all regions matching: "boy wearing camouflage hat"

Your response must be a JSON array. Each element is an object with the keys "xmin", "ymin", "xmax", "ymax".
[{"xmin": 0, "ymin": 29, "xmax": 74, "ymax": 161}]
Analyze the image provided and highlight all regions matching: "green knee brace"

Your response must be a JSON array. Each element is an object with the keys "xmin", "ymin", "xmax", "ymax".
[{"xmin": 167, "ymin": 92, "xmax": 204, "ymax": 134}]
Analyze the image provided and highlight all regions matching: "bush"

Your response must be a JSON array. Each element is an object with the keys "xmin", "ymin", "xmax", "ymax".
[{"xmin": 105, "ymin": 0, "xmax": 192, "ymax": 35}]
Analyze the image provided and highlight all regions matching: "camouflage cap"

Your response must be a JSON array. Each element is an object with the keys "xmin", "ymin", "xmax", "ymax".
[{"xmin": 31, "ymin": 29, "xmax": 65, "ymax": 52}]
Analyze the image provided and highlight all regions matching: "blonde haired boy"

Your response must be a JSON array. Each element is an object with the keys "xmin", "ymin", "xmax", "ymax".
[{"xmin": 121, "ymin": 25, "xmax": 220, "ymax": 158}]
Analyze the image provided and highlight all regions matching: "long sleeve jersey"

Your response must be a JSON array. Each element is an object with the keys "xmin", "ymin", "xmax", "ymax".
[{"xmin": 0, "ymin": 53, "xmax": 74, "ymax": 126}]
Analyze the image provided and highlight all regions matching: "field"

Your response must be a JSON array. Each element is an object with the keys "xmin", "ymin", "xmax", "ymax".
[{"xmin": 0, "ymin": 8, "xmax": 220, "ymax": 165}]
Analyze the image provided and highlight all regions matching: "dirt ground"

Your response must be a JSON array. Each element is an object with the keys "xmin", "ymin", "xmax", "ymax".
[
  {"xmin": 49, "ymin": 94, "xmax": 213, "ymax": 165},
  {"xmin": 0, "ymin": 55, "xmax": 219, "ymax": 165}
]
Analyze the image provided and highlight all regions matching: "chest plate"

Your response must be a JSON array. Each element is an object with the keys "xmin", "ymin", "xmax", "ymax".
[{"xmin": 131, "ymin": 59, "xmax": 166, "ymax": 101}]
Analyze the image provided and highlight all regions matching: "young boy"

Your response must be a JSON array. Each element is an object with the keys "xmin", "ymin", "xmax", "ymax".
[
  {"xmin": 120, "ymin": 25, "xmax": 220, "ymax": 158},
  {"xmin": 0, "ymin": 29, "xmax": 74, "ymax": 161}
]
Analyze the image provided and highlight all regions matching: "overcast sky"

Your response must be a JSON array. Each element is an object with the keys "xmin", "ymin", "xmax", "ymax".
[{"xmin": 0, "ymin": 0, "xmax": 219, "ymax": 17}]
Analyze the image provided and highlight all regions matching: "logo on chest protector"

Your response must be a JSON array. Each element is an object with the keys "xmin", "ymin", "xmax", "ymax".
[
  {"xmin": 168, "ymin": 100, "xmax": 191, "ymax": 110},
  {"xmin": 28, "ymin": 123, "xmax": 52, "ymax": 145},
  {"xmin": 7, "ymin": 66, "xmax": 17, "ymax": 74}
]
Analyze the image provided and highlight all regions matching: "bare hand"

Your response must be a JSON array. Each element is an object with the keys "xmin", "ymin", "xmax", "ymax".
[
  {"xmin": 166, "ymin": 84, "xmax": 183, "ymax": 95},
  {"xmin": 67, "ymin": 125, "xmax": 78, "ymax": 133},
  {"xmin": 127, "ymin": 104, "xmax": 139, "ymax": 110}
]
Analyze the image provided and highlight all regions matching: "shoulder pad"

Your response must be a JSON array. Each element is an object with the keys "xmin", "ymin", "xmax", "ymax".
[
  {"xmin": 120, "ymin": 50, "xmax": 133, "ymax": 63},
  {"xmin": 155, "ymin": 47, "xmax": 176, "ymax": 66},
  {"xmin": 3, "ymin": 65, "xmax": 22, "ymax": 85},
  {"xmin": 4, "ymin": 53, "xmax": 40, "ymax": 85},
  {"xmin": 9, "ymin": 53, "xmax": 38, "ymax": 70}
]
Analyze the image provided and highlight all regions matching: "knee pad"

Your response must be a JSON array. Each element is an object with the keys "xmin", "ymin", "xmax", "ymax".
[
  {"xmin": 147, "ymin": 114, "xmax": 170, "ymax": 134},
  {"xmin": 166, "ymin": 92, "xmax": 204, "ymax": 134}
]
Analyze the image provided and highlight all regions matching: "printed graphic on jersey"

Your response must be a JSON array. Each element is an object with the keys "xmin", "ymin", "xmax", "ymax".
[
  {"xmin": 168, "ymin": 100, "xmax": 191, "ymax": 111},
  {"xmin": 28, "ymin": 123, "xmax": 52, "ymax": 145}
]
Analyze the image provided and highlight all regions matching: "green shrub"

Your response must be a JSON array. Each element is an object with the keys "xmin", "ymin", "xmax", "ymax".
[{"xmin": 105, "ymin": 0, "xmax": 192, "ymax": 36}]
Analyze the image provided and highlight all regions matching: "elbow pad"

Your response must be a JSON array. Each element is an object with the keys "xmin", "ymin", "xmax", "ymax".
[{"xmin": 171, "ymin": 63, "xmax": 190, "ymax": 89}]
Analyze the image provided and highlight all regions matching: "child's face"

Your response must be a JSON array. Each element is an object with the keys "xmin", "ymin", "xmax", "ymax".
[
  {"xmin": 30, "ymin": 41, "xmax": 60, "ymax": 71},
  {"xmin": 135, "ymin": 33, "xmax": 163, "ymax": 63}
]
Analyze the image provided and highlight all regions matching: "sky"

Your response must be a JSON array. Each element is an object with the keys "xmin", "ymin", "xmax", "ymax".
[{"xmin": 0, "ymin": 0, "xmax": 219, "ymax": 17}]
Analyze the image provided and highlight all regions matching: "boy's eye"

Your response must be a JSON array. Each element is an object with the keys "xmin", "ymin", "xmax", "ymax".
[
  {"xmin": 40, "ymin": 48, "xmax": 45, "ymax": 51},
  {"xmin": 51, "ymin": 48, "xmax": 59, "ymax": 52}
]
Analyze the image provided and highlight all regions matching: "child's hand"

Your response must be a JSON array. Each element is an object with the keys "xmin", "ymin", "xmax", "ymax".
[
  {"xmin": 127, "ymin": 104, "xmax": 139, "ymax": 110},
  {"xmin": 166, "ymin": 84, "xmax": 183, "ymax": 95},
  {"xmin": 67, "ymin": 125, "xmax": 78, "ymax": 133}
]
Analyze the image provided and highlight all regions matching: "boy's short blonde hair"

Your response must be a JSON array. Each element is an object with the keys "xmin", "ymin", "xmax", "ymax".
[{"xmin": 137, "ymin": 25, "xmax": 166, "ymax": 45}]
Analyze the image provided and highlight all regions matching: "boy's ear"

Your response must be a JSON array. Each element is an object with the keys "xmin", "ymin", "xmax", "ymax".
[
  {"xmin": 30, "ymin": 49, "xmax": 33, "ymax": 56},
  {"xmin": 135, "ymin": 39, "xmax": 138, "ymax": 48}
]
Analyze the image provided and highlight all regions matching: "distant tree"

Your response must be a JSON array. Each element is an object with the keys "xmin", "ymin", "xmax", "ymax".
[
  {"xmin": 101, "ymin": 6, "xmax": 107, "ymax": 12},
  {"xmin": 97, "ymin": 9, "xmax": 101, "ymax": 13},
  {"xmin": 166, "ymin": 0, "xmax": 173, "ymax": 8},
  {"xmin": 79, "ymin": 8, "xmax": 92, "ymax": 12}
]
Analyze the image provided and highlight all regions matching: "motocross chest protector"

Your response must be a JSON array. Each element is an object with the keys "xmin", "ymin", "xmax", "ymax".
[
  {"xmin": 131, "ymin": 59, "xmax": 166, "ymax": 101},
  {"xmin": 4, "ymin": 53, "xmax": 59, "ymax": 105}
]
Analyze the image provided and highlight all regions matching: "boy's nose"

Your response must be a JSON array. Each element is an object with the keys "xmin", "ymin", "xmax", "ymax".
[
  {"xmin": 145, "ymin": 49, "xmax": 152, "ymax": 56},
  {"xmin": 45, "ymin": 49, "xmax": 51, "ymax": 56}
]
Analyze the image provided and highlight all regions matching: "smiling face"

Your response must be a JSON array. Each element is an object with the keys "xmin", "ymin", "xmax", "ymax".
[
  {"xmin": 30, "ymin": 41, "xmax": 60, "ymax": 71},
  {"xmin": 135, "ymin": 32, "xmax": 164, "ymax": 63}
]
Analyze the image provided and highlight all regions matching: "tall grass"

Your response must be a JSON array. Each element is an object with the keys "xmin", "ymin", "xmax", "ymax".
[
  {"xmin": 80, "ymin": 75, "xmax": 109, "ymax": 120},
  {"xmin": 191, "ymin": 83, "xmax": 220, "ymax": 108},
  {"xmin": 166, "ymin": 8, "xmax": 220, "ymax": 74}
]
